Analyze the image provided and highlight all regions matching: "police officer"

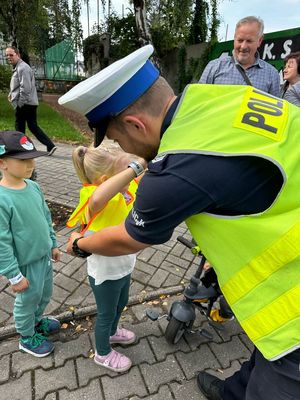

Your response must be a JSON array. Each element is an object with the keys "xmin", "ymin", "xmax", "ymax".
[{"xmin": 60, "ymin": 45, "xmax": 300, "ymax": 400}]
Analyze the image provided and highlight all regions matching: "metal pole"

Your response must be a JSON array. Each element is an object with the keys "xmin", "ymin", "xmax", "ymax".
[
  {"xmin": 97, "ymin": 0, "xmax": 99, "ymax": 32},
  {"xmin": 87, "ymin": 0, "xmax": 90, "ymax": 37}
]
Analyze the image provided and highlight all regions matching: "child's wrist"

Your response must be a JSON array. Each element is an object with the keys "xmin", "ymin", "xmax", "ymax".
[{"xmin": 9, "ymin": 272, "xmax": 24, "ymax": 285}]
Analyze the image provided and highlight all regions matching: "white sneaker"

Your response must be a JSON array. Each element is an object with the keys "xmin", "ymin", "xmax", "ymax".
[{"xmin": 48, "ymin": 146, "xmax": 57, "ymax": 156}]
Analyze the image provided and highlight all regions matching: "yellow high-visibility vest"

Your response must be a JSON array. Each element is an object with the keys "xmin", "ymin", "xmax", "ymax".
[
  {"xmin": 158, "ymin": 84, "xmax": 300, "ymax": 360},
  {"xmin": 67, "ymin": 179, "xmax": 138, "ymax": 234}
]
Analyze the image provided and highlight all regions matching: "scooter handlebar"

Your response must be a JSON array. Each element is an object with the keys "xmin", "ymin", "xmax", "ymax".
[
  {"xmin": 177, "ymin": 236, "xmax": 201, "ymax": 255},
  {"xmin": 177, "ymin": 236, "xmax": 195, "ymax": 249}
]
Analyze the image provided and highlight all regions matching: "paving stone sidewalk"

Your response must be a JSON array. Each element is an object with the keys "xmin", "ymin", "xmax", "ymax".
[
  {"xmin": 0, "ymin": 294, "xmax": 254, "ymax": 400},
  {"xmin": 0, "ymin": 142, "xmax": 252, "ymax": 399}
]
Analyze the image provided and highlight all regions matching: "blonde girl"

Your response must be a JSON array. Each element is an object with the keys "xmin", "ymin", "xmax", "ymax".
[{"xmin": 67, "ymin": 144, "xmax": 145, "ymax": 373}]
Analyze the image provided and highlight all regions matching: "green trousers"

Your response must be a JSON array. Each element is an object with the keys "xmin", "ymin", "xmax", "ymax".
[
  {"xmin": 89, "ymin": 274, "xmax": 131, "ymax": 355},
  {"xmin": 14, "ymin": 253, "xmax": 53, "ymax": 337}
]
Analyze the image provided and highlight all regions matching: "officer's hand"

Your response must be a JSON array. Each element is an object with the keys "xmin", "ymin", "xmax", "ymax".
[{"xmin": 67, "ymin": 231, "xmax": 83, "ymax": 254}]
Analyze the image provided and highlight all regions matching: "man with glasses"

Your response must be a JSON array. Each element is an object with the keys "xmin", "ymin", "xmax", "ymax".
[{"xmin": 5, "ymin": 46, "xmax": 57, "ymax": 156}]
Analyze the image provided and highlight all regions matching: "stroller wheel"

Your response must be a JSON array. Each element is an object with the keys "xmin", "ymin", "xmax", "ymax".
[{"xmin": 165, "ymin": 316, "xmax": 187, "ymax": 344}]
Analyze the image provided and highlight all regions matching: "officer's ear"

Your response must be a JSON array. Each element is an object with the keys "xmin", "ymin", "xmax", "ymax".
[{"xmin": 122, "ymin": 115, "xmax": 146, "ymax": 135}]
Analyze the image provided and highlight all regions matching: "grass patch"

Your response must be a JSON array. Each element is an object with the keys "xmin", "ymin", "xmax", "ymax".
[{"xmin": 0, "ymin": 93, "xmax": 86, "ymax": 143}]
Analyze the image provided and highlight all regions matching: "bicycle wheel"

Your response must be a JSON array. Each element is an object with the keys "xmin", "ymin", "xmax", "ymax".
[{"xmin": 165, "ymin": 316, "xmax": 187, "ymax": 344}]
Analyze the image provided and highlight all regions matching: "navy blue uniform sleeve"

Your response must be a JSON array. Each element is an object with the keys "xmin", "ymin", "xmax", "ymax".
[
  {"xmin": 125, "ymin": 154, "xmax": 283, "ymax": 245},
  {"xmin": 125, "ymin": 154, "xmax": 216, "ymax": 244}
]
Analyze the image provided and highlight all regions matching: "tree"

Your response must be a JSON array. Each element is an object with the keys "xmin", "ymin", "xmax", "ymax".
[
  {"xmin": 146, "ymin": 0, "xmax": 193, "ymax": 58},
  {"xmin": 0, "ymin": 0, "xmax": 83, "ymax": 58},
  {"xmin": 83, "ymin": 10, "xmax": 140, "ymax": 69},
  {"xmin": 71, "ymin": 0, "xmax": 83, "ymax": 52},
  {"xmin": 0, "ymin": 0, "xmax": 49, "ymax": 58},
  {"xmin": 189, "ymin": 0, "xmax": 209, "ymax": 44},
  {"xmin": 209, "ymin": 0, "xmax": 220, "ymax": 42},
  {"xmin": 47, "ymin": 1, "xmax": 72, "ymax": 45},
  {"xmin": 108, "ymin": 12, "xmax": 140, "ymax": 58}
]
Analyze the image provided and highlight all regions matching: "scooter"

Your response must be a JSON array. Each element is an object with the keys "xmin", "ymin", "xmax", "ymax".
[{"xmin": 146, "ymin": 236, "xmax": 233, "ymax": 344}]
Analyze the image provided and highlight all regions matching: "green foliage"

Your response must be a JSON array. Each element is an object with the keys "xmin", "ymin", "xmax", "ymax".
[
  {"xmin": 177, "ymin": 46, "xmax": 188, "ymax": 92},
  {"xmin": 83, "ymin": 34, "xmax": 103, "ymax": 70},
  {"xmin": 0, "ymin": 65, "xmax": 11, "ymax": 93},
  {"xmin": 146, "ymin": 0, "xmax": 219, "ymax": 59},
  {"xmin": 176, "ymin": 46, "xmax": 204, "ymax": 91},
  {"xmin": 194, "ymin": 41, "xmax": 213, "ymax": 79},
  {"xmin": 83, "ymin": 11, "xmax": 140, "ymax": 68},
  {"xmin": 0, "ymin": 93, "xmax": 86, "ymax": 143},
  {"xmin": 47, "ymin": 0, "xmax": 72, "ymax": 44},
  {"xmin": 107, "ymin": 12, "xmax": 140, "ymax": 59},
  {"xmin": 209, "ymin": 0, "xmax": 220, "ymax": 41},
  {"xmin": 189, "ymin": 0, "xmax": 209, "ymax": 44},
  {"xmin": 173, "ymin": 0, "xmax": 221, "ymax": 90},
  {"xmin": 0, "ymin": 0, "xmax": 49, "ymax": 55},
  {"xmin": 148, "ymin": 0, "xmax": 194, "ymax": 58},
  {"xmin": 186, "ymin": 56, "xmax": 202, "ymax": 82},
  {"xmin": 0, "ymin": 0, "xmax": 83, "ymax": 58},
  {"xmin": 71, "ymin": 0, "xmax": 83, "ymax": 52}
]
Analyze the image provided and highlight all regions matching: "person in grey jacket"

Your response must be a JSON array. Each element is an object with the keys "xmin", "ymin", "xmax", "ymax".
[
  {"xmin": 5, "ymin": 46, "xmax": 57, "ymax": 155},
  {"xmin": 281, "ymin": 51, "xmax": 300, "ymax": 107}
]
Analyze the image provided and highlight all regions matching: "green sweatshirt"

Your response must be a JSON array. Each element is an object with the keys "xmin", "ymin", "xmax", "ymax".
[{"xmin": 0, "ymin": 179, "xmax": 57, "ymax": 279}]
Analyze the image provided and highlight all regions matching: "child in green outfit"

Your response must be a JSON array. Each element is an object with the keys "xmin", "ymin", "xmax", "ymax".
[{"xmin": 0, "ymin": 130, "xmax": 60, "ymax": 357}]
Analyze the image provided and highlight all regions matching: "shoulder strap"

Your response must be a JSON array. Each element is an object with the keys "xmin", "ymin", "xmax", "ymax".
[{"xmin": 231, "ymin": 57, "xmax": 252, "ymax": 86}]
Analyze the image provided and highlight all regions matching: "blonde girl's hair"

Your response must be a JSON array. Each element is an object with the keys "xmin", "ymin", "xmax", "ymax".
[{"xmin": 72, "ymin": 143, "xmax": 133, "ymax": 184}]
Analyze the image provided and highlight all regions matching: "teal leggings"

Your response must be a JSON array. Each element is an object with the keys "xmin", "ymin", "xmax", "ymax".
[
  {"xmin": 14, "ymin": 253, "xmax": 53, "ymax": 337},
  {"xmin": 89, "ymin": 274, "xmax": 131, "ymax": 356}
]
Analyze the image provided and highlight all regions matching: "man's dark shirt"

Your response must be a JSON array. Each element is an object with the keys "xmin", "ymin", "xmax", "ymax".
[{"xmin": 125, "ymin": 97, "xmax": 283, "ymax": 245}]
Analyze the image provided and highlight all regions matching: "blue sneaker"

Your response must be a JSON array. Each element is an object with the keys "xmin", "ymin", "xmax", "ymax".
[
  {"xmin": 36, "ymin": 317, "xmax": 61, "ymax": 335},
  {"xmin": 19, "ymin": 332, "xmax": 54, "ymax": 357}
]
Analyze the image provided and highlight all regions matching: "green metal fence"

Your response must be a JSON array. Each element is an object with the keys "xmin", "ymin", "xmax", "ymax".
[{"xmin": 45, "ymin": 39, "xmax": 80, "ymax": 80}]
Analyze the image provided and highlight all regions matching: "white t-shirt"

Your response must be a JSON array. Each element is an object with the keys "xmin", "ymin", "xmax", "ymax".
[{"xmin": 87, "ymin": 253, "xmax": 136, "ymax": 285}]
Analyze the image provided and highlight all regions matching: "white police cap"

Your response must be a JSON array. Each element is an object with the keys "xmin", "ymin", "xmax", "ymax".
[{"xmin": 58, "ymin": 44, "xmax": 159, "ymax": 128}]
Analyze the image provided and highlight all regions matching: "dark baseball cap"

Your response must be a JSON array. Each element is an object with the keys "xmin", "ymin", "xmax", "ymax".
[{"xmin": 0, "ymin": 131, "xmax": 48, "ymax": 159}]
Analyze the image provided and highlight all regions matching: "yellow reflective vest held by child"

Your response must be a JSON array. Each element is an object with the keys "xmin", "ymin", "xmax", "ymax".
[{"xmin": 67, "ymin": 179, "xmax": 138, "ymax": 235}]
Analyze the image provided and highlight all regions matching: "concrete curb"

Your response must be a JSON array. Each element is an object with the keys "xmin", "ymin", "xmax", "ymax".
[{"xmin": 0, "ymin": 285, "xmax": 184, "ymax": 341}]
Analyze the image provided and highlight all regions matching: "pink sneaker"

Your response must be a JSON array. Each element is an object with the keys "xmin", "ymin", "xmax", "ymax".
[
  {"xmin": 110, "ymin": 327, "xmax": 136, "ymax": 345},
  {"xmin": 94, "ymin": 349, "xmax": 132, "ymax": 372}
]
